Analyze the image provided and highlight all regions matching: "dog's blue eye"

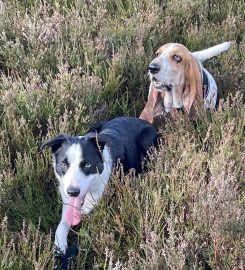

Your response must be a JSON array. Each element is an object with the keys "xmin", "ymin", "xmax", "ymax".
[
  {"xmin": 80, "ymin": 161, "xmax": 91, "ymax": 169},
  {"xmin": 173, "ymin": 54, "xmax": 182, "ymax": 62}
]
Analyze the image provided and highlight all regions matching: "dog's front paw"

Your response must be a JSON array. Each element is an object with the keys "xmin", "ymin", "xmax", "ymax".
[
  {"xmin": 53, "ymin": 246, "xmax": 65, "ymax": 270},
  {"xmin": 53, "ymin": 245, "xmax": 79, "ymax": 270}
]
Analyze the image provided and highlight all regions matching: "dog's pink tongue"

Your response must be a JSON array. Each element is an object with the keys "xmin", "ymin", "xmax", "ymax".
[{"xmin": 65, "ymin": 197, "xmax": 82, "ymax": 226}]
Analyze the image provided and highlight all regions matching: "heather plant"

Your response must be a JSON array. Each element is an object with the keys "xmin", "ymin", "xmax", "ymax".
[{"xmin": 0, "ymin": 0, "xmax": 244, "ymax": 269}]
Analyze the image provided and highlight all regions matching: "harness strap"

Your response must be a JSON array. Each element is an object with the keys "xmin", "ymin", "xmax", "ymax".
[{"xmin": 202, "ymin": 69, "xmax": 209, "ymax": 99}]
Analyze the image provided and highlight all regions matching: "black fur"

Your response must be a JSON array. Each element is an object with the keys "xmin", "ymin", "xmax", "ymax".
[
  {"xmin": 41, "ymin": 134, "xmax": 71, "ymax": 153},
  {"xmin": 87, "ymin": 116, "xmax": 160, "ymax": 173},
  {"xmin": 42, "ymin": 117, "xmax": 159, "ymax": 175},
  {"xmin": 41, "ymin": 117, "xmax": 159, "ymax": 270}
]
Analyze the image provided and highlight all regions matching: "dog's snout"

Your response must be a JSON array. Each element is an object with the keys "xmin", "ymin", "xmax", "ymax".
[
  {"xmin": 148, "ymin": 63, "xmax": 160, "ymax": 74},
  {"xmin": 67, "ymin": 187, "xmax": 80, "ymax": 197}
]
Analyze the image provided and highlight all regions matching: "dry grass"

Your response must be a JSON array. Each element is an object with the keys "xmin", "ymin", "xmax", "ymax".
[{"xmin": 0, "ymin": 0, "xmax": 244, "ymax": 269}]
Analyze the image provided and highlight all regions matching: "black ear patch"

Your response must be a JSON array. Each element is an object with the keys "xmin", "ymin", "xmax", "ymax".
[
  {"xmin": 85, "ymin": 132, "xmax": 106, "ymax": 152},
  {"xmin": 137, "ymin": 126, "xmax": 159, "ymax": 155},
  {"xmin": 41, "ymin": 134, "xmax": 71, "ymax": 153}
]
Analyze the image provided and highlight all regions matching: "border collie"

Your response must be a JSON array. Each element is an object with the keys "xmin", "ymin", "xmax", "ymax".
[{"xmin": 41, "ymin": 116, "xmax": 159, "ymax": 260}]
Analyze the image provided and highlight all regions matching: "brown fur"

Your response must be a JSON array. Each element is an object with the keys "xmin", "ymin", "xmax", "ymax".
[{"xmin": 139, "ymin": 43, "xmax": 204, "ymax": 123}]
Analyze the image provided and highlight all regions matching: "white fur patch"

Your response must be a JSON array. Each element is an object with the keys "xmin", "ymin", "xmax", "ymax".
[
  {"xmin": 81, "ymin": 145, "xmax": 113, "ymax": 214},
  {"xmin": 53, "ymin": 143, "xmax": 113, "ymax": 253}
]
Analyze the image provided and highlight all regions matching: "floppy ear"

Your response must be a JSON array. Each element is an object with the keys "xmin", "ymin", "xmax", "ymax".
[
  {"xmin": 182, "ymin": 55, "xmax": 202, "ymax": 113},
  {"xmin": 139, "ymin": 83, "xmax": 164, "ymax": 123},
  {"xmin": 41, "ymin": 134, "xmax": 71, "ymax": 153},
  {"xmin": 86, "ymin": 131, "xmax": 125, "ymax": 161},
  {"xmin": 137, "ymin": 125, "xmax": 159, "ymax": 155},
  {"xmin": 85, "ymin": 132, "xmax": 106, "ymax": 151}
]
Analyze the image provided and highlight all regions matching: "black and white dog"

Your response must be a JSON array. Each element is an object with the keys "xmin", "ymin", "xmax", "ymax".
[{"xmin": 41, "ymin": 117, "xmax": 159, "ymax": 257}]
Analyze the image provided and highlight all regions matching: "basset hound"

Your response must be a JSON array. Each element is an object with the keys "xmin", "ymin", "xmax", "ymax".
[{"xmin": 139, "ymin": 42, "xmax": 231, "ymax": 123}]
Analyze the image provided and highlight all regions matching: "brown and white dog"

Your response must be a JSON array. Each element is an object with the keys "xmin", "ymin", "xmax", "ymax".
[{"xmin": 139, "ymin": 42, "xmax": 231, "ymax": 123}]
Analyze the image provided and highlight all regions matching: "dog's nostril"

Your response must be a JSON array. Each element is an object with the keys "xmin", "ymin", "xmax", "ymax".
[
  {"xmin": 148, "ymin": 63, "xmax": 160, "ymax": 74},
  {"xmin": 67, "ymin": 187, "xmax": 80, "ymax": 197}
]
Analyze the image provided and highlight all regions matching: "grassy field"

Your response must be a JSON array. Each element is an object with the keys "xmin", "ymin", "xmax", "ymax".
[{"xmin": 0, "ymin": 0, "xmax": 244, "ymax": 269}]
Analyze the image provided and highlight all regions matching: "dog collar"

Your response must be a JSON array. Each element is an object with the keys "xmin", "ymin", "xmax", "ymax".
[
  {"xmin": 164, "ymin": 84, "xmax": 172, "ymax": 91},
  {"xmin": 202, "ymin": 69, "xmax": 209, "ymax": 99}
]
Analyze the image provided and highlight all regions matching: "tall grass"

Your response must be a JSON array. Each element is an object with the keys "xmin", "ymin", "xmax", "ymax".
[{"xmin": 0, "ymin": 0, "xmax": 244, "ymax": 269}]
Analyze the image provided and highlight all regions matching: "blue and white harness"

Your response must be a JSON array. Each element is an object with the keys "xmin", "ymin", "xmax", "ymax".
[{"xmin": 202, "ymin": 68, "xmax": 218, "ymax": 109}]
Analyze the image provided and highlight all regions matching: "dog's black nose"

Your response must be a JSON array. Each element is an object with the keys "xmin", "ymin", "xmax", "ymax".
[
  {"xmin": 67, "ymin": 187, "xmax": 80, "ymax": 197},
  {"xmin": 148, "ymin": 63, "xmax": 160, "ymax": 74}
]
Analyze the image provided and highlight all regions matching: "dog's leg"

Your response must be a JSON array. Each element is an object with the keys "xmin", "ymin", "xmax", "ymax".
[
  {"xmin": 55, "ymin": 203, "xmax": 71, "ymax": 254},
  {"xmin": 55, "ymin": 220, "xmax": 70, "ymax": 253},
  {"xmin": 53, "ymin": 203, "xmax": 72, "ymax": 270}
]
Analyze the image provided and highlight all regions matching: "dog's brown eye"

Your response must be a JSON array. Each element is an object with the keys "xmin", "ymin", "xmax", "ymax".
[
  {"xmin": 60, "ymin": 158, "xmax": 69, "ymax": 172},
  {"xmin": 155, "ymin": 52, "xmax": 160, "ymax": 57},
  {"xmin": 173, "ymin": 54, "xmax": 182, "ymax": 62}
]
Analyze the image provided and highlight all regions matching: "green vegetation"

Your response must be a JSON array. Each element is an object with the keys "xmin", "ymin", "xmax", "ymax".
[{"xmin": 0, "ymin": 0, "xmax": 244, "ymax": 269}]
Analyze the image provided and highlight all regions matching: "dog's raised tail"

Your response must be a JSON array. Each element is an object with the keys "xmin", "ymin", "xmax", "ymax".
[{"xmin": 192, "ymin": 41, "xmax": 231, "ymax": 62}]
